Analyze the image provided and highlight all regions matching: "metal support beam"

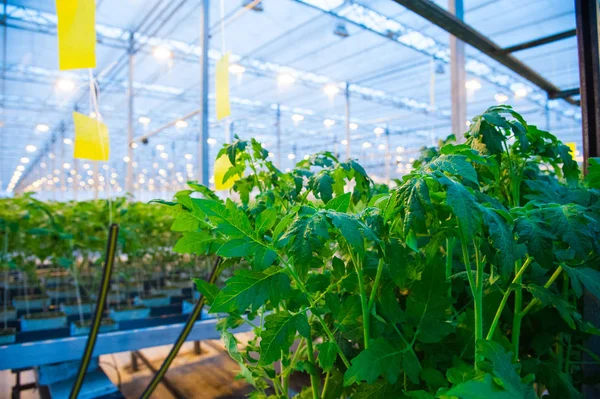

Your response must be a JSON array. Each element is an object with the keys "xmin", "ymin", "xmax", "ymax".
[
  {"xmin": 502, "ymin": 29, "xmax": 577, "ymax": 53},
  {"xmin": 198, "ymin": 0, "xmax": 210, "ymax": 186},
  {"xmin": 345, "ymin": 82, "xmax": 351, "ymax": 160},
  {"xmin": 126, "ymin": 34, "xmax": 135, "ymax": 195},
  {"xmin": 392, "ymin": 0, "xmax": 579, "ymax": 106},
  {"xmin": 575, "ymin": 0, "xmax": 600, "ymax": 172},
  {"xmin": 449, "ymin": 0, "xmax": 466, "ymax": 142},
  {"xmin": 276, "ymin": 104, "xmax": 282, "ymax": 168},
  {"xmin": 549, "ymin": 87, "xmax": 580, "ymax": 99}
]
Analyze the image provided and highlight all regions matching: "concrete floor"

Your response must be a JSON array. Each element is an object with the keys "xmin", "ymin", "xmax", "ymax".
[{"xmin": 0, "ymin": 334, "xmax": 254, "ymax": 399}]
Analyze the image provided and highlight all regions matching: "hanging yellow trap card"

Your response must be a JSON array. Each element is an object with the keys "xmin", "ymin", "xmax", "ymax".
[
  {"xmin": 73, "ymin": 112, "xmax": 110, "ymax": 161},
  {"xmin": 216, "ymin": 52, "xmax": 231, "ymax": 120},
  {"xmin": 214, "ymin": 155, "xmax": 239, "ymax": 190},
  {"xmin": 566, "ymin": 142, "xmax": 577, "ymax": 155},
  {"xmin": 56, "ymin": 0, "xmax": 97, "ymax": 70}
]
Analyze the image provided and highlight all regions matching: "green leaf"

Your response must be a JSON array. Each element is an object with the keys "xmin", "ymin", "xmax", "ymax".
[
  {"xmin": 475, "ymin": 340, "xmax": 536, "ymax": 398},
  {"xmin": 564, "ymin": 266, "xmax": 600, "ymax": 299},
  {"xmin": 479, "ymin": 205, "xmax": 515, "ymax": 277},
  {"xmin": 585, "ymin": 157, "xmax": 600, "ymax": 188},
  {"xmin": 514, "ymin": 214, "xmax": 554, "ymax": 267},
  {"xmin": 327, "ymin": 211, "xmax": 366, "ymax": 258},
  {"xmin": 427, "ymin": 154, "xmax": 478, "ymax": 186},
  {"xmin": 210, "ymin": 266, "xmax": 289, "ymax": 313},
  {"xmin": 526, "ymin": 284, "xmax": 579, "ymax": 328},
  {"xmin": 259, "ymin": 311, "xmax": 310, "ymax": 365},
  {"xmin": 394, "ymin": 177, "xmax": 431, "ymax": 235},
  {"xmin": 317, "ymin": 341, "xmax": 339, "ymax": 372},
  {"xmin": 445, "ymin": 373, "xmax": 515, "ymax": 399},
  {"xmin": 406, "ymin": 261, "xmax": 453, "ymax": 343},
  {"xmin": 325, "ymin": 192, "xmax": 351, "ymax": 212},
  {"xmin": 171, "ymin": 211, "xmax": 200, "ymax": 232},
  {"xmin": 311, "ymin": 171, "xmax": 334, "ymax": 204},
  {"xmin": 351, "ymin": 379, "xmax": 401, "ymax": 399},
  {"xmin": 173, "ymin": 231, "xmax": 215, "ymax": 255},
  {"xmin": 193, "ymin": 278, "xmax": 219, "ymax": 304},
  {"xmin": 216, "ymin": 238, "xmax": 258, "ymax": 258},
  {"xmin": 255, "ymin": 208, "xmax": 278, "ymax": 235},
  {"xmin": 440, "ymin": 176, "xmax": 481, "ymax": 241},
  {"xmin": 344, "ymin": 338, "xmax": 405, "ymax": 386},
  {"xmin": 281, "ymin": 213, "xmax": 329, "ymax": 277}
]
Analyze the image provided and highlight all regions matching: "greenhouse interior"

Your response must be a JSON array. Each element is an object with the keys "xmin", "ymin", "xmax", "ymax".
[{"xmin": 1, "ymin": 0, "xmax": 600, "ymax": 398}]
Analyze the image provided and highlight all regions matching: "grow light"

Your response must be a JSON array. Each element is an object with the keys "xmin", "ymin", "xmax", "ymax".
[
  {"xmin": 349, "ymin": 123, "xmax": 359, "ymax": 130},
  {"xmin": 324, "ymin": 119, "xmax": 335, "ymax": 127},
  {"xmin": 175, "ymin": 120, "xmax": 188, "ymax": 128},
  {"xmin": 36, "ymin": 124, "xmax": 49, "ymax": 132},
  {"xmin": 25, "ymin": 145, "xmax": 37, "ymax": 152}
]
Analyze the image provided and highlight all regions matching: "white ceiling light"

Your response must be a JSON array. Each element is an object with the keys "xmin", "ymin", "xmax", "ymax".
[
  {"xmin": 229, "ymin": 64, "xmax": 246, "ymax": 74},
  {"xmin": 21, "ymin": 157, "xmax": 30, "ymax": 163},
  {"xmin": 89, "ymin": 111, "xmax": 97, "ymax": 118},
  {"xmin": 36, "ymin": 124, "xmax": 50, "ymax": 132},
  {"xmin": 324, "ymin": 119, "xmax": 335, "ymax": 127},
  {"xmin": 184, "ymin": 153, "xmax": 193, "ymax": 160},
  {"xmin": 291, "ymin": 114, "xmax": 305, "ymax": 122},
  {"xmin": 63, "ymin": 138, "xmax": 73, "ymax": 145},
  {"xmin": 287, "ymin": 153, "xmax": 296, "ymax": 160},
  {"xmin": 277, "ymin": 73, "xmax": 296, "ymax": 86},
  {"xmin": 378, "ymin": 144, "xmax": 386, "ymax": 150},
  {"xmin": 362, "ymin": 141, "xmax": 372, "ymax": 148},
  {"xmin": 16, "ymin": 165, "xmax": 25, "ymax": 171},
  {"xmin": 396, "ymin": 146, "xmax": 405, "ymax": 153},
  {"xmin": 160, "ymin": 152, "xmax": 168, "ymax": 159},
  {"xmin": 374, "ymin": 127, "xmax": 385, "ymax": 136},
  {"xmin": 207, "ymin": 138, "xmax": 217, "ymax": 145},
  {"xmin": 514, "ymin": 88, "xmax": 528, "ymax": 98},
  {"xmin": 465, "ymin": 79, "xmax": 482, "ymax": 91},
  {"xmin": 494, "ymin": 93, "xmax": 509, "ymax": 103},
  {"xmin": 175, "ymin": 120, "xmax": 188, "ymax": 128},
  {"xmin": 25, "ymin": 145, "xmax": 37, "ymax": 153},
  {"xmin": 153, "ymin": 46, "xmax": 172, "ymax": 60},
  {"xmin": 131, "ymin": 142, "xmax": 138, "ymax": 149},
  {"xmin": 155, "ymin": 144, "xmax": 165, "ymax": 151},
  {"xmin": 138, "ymin": 116, "xmax": 151, "ymax": 125},
  {"xmin": 63, "ymin": 163, "xmax": 71, "ymax": 169},
  {"xmin": 123, "ymin": 156, "xmax": 130, "ymax": 163},
  {"xmin": 323, "ymin": 84, "xmax": 340, "ymax": 97},
  {"xmin": 56, "ymin": 78, "xmax": 76, "ymax": 92},
  {"xmin": 341, "ymin": 139, "xmax": 348, "ymax": 145},
  {"xmin": 349, "ymin": 122, "xmax": 358, "ymax": 130}
]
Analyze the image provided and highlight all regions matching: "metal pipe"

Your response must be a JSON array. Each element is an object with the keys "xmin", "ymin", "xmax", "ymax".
[
  {"xmin": 449, "ymin": 0, "xmax": 466, "ymax": 142},
  {"xmin": 126, "ymin": 33, "xmax": 135, "ymax": 195},
  {"xmin": 345, "ymin": 82, "xmax": 351, "ymax": 159},
  {"xmin": 135, "ymin": 108, "xmax": 202, "ymax": 144},
  {"xmin": 502, "ymin": 29, "xmax": 577, "ymax": 53},
  {"xmin": 198, "ymin": 0, "xmax": 210, "ymax": 186},
  {"xmin": 392, "ymin": 0, "xmax": 579, "ymax": 106},
  {"xmin": 276, "ymin": 104, "xmax": 282, "ymax": 168}
]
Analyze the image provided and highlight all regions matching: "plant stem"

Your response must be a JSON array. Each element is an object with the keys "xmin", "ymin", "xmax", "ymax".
[
  {"xmin": 306, "ymin": 331, "xmax": 320, "ymax": 399},
  {"xmin": 474, "ymin": 242, "xmax": 484, "ymax": 366},
  {"xmin": 321, "ymin": 371, "xmax": 331, "ymax": 398},
  {"xmin": 520, "ymin": 266, "xmax": 564, "ymax": 318},
  {"xmin": 446, "ymin": 238, "xmax": 456, "ymax": 297},
  {"xmin": 511, "ymin": 261, "xmax": 523, "ymax": 362},
  {"xmin": 367, "ymin": 257, "xmax": 385, "ymax": 315},
  {"xmin": 557, "ymin": 272, "xmax": 569, "ymax": 372},
  {"xmin": 356, "ymin": 267, "xmax": 370, "ymax": 349},
  {"xmin": 486, "ymin": 257, "xmax": 533, "ymax": 340}
]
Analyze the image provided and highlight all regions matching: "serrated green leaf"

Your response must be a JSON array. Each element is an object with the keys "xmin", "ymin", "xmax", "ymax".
[
  {"xmin": 173, "ymin": 231, "xmax": 215, "ymax": 255},
  {"xmin": 325, "ymin": 192, "xmax": 351, "ymax": 212},
  {"xmin": 193, "ymin": 278, "xmax": 219, "ymax": 304},
  {"xmin": 586, "ymin": 158, "xmax": 600, "ymax": 188},
  {"xmin": 210, "ymin": 266, "xmax": 289, "ymax": 313},
  {"xmin": 256, "ymin": 208, "xmax": 278, "ymax": 235},
  {"xmin": 317, "ymin": 341, "xmax": 338, "ymax": 372},
  {"xmin": 427, "ymin": 154, "xmax": 478, "ymax": 186},
  {"xmin": 259, "ymin": 311, "xmax": 310, "ymax": 365},
  {"xmin": 344, "ymin": 338, "xmax": 405, "ymax": 386},
  {"xmin": 564, "ymin": 266, "xmax": 600, "ymax": 299}
]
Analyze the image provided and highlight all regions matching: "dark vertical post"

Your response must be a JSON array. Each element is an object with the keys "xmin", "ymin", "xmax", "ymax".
[
  {"xmin": 575, "ymin": 0, "xmax": 600, "ymax": 172},
  {"xmin": 198, "ymin": 0, "xmax": 210, "ymax": 185}
]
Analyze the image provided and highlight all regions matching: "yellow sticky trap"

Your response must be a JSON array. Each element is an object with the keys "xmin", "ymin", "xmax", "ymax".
[
  {"xmin": 56, "ymin": 0, "xmax": 97, "ymax": 70},
  {"xmin": 216, "ymin": 52, "xmax": 231, "ymax": 120},
  {"xmin": 73, "ymin": 112, "xmax": 110, "ymax": 161},
  {"xmin": 566, "ymin": 142, "xmax": 577, "ymax": 155},
  {"xmin": 214, "ymin": 155, "xmax": 238, "ymax": 190}
]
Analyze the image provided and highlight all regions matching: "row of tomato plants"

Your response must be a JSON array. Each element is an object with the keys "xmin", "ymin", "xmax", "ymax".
[{"xmin": 159, "ymin": 105, "xmax": 600, "ymax": 398}]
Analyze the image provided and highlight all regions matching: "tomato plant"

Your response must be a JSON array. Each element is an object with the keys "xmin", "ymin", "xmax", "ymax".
[{"xmin": 165, "ymin": 105, "xmax": 600, "ymax": 398}]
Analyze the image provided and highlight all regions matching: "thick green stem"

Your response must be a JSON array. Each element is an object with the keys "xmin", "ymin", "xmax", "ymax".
[
  {"xmin": 520, "ymin": 266, "xmax": 564, "ymax": 317},
  {"xmin": 321, "ymin": 371, "xmax": 331, "ymax": 399},
  {"xmin": 474, "ymin": 242, "xmax": 484, "ymax": 365},
  {"xmin": 486, "ymin": 257, "xmax": 533, "ymax": 340},
  {"xmin": 511, "ymin": 262, "xmax": 523, "ymax": 362},
  {"xmin": 367, "ymin": 257, "xmax": 385, "ymax": 313},
  {"xmin": 356, "ymin": 267, "xmax": 370, "ymax": 349},
  {"xmin": 306, "ymin": 331, "xmax": 320, "ymax": 399},
  {"xmin": 446, "ymin": 238, "xmax": 456, "ymax": 297}
]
